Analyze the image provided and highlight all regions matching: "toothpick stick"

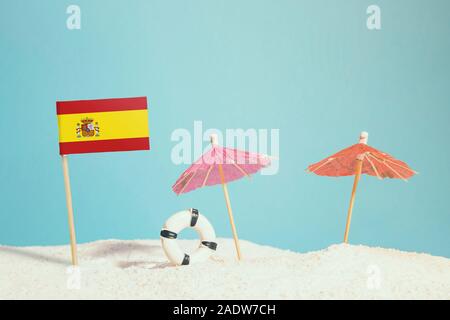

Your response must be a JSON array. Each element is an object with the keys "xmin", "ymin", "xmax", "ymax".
[
  {"xmin": 218, "ymin": 163, "xmax": 242, "ymax": 261},
  {"xmin": 343, "ymin": 159, "xmax": 363, "ymax": 243},
  {"xmin": 343, "ymin": 132, "xmax": 368, "ymax": 243}
]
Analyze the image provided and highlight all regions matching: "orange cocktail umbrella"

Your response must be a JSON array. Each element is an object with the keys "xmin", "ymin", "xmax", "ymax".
[{"xmin": 307, "ymin": 132, "xmax": 417, "ymax": 243}]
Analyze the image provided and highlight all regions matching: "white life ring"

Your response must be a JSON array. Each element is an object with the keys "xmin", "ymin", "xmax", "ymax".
[{"xmin": 160, "ymin": 208, "xmax": 217, "ymax": 266}]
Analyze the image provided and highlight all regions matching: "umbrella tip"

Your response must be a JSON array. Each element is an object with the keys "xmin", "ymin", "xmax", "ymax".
[
  {"xmin": 359, "ymin": 131, "xmax": 369, "ymax": 144},
  {"xmin": 210, "ymin": 134, "xmax": 219, "ymax": 146}
]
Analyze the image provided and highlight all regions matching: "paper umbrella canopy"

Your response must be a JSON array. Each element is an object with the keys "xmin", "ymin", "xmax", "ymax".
[
  {"xmin": 172, "ymin": 134, "xmax": 272, "ymax": 260},
  {"xmin": 307, "ymin": 131, "xmax": 417, "ymax": 243}
]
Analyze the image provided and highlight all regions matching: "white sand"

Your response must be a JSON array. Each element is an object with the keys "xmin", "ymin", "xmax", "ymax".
[{"xmin": 0, "ymin": 239, "xmax": 449, "ymax": 300}]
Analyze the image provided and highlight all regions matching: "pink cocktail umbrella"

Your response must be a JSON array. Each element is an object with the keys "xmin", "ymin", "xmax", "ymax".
[
  {"xmin": 172, "ymin": 134, "xmax": 271, "ymax": 260},
  {"xmin": 307, "ymin": 132, "xmax": 417, "ymax": 243}
]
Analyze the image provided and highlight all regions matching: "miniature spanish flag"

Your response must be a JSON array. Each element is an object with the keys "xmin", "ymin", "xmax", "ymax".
[{"xmin": 56, "ymin": 97, "xmax": 150, "ymax": 155}]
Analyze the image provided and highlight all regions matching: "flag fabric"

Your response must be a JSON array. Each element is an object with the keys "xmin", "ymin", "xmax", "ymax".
[{"xmin": 56, "ymin": 97, "xmax": 150, "ymax": 155}]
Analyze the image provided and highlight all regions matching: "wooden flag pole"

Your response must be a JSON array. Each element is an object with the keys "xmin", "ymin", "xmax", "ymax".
[
  {"xmin": 343, "ymin": 132, "xmax": 368, "ymax": 243},
  {"xmin": 61, "ymin": 155, "xmax": 79, "ymax": 265},
  {"xmin": 218, "ymin": 163, "xmax": 242, "ymax": 261}
]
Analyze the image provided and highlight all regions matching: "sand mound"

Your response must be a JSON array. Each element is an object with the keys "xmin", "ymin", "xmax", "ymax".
[{"xmin": 1, "ymin": 239, "xmax": 449, "ymax": 299}]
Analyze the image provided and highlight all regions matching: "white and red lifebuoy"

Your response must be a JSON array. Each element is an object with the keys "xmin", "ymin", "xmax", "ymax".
[{"xmin": 160, "ymin": 209, "xmax": 217, "ymax": 266}]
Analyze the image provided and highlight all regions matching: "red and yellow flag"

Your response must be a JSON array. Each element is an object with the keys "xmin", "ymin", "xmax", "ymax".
[{"xmin": 56, "ymin": 97, "xmax": 150, "ymax": 155}]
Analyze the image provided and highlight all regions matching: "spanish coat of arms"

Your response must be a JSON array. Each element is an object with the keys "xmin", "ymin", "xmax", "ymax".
[{"xmin": 76, "ymin": 118, "xmax": 100, "ymax": 138}]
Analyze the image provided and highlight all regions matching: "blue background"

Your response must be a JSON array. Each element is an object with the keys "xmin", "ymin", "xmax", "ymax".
[{"xmin": 1, "ymin": 0, "xmax": 449, "ymax": 257}]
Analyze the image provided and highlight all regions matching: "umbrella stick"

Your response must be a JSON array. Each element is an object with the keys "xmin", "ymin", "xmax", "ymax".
[
  {"xmin": 61, "ymin": 155, "xmax": 79, "ymax": 265},
  {"xmin": 343, "ymin": 159, "xmax": 363, "ymax": 243},
  {"xmin": 218, "ymin": 163, "xmax": 242, "ymax": 260}
]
